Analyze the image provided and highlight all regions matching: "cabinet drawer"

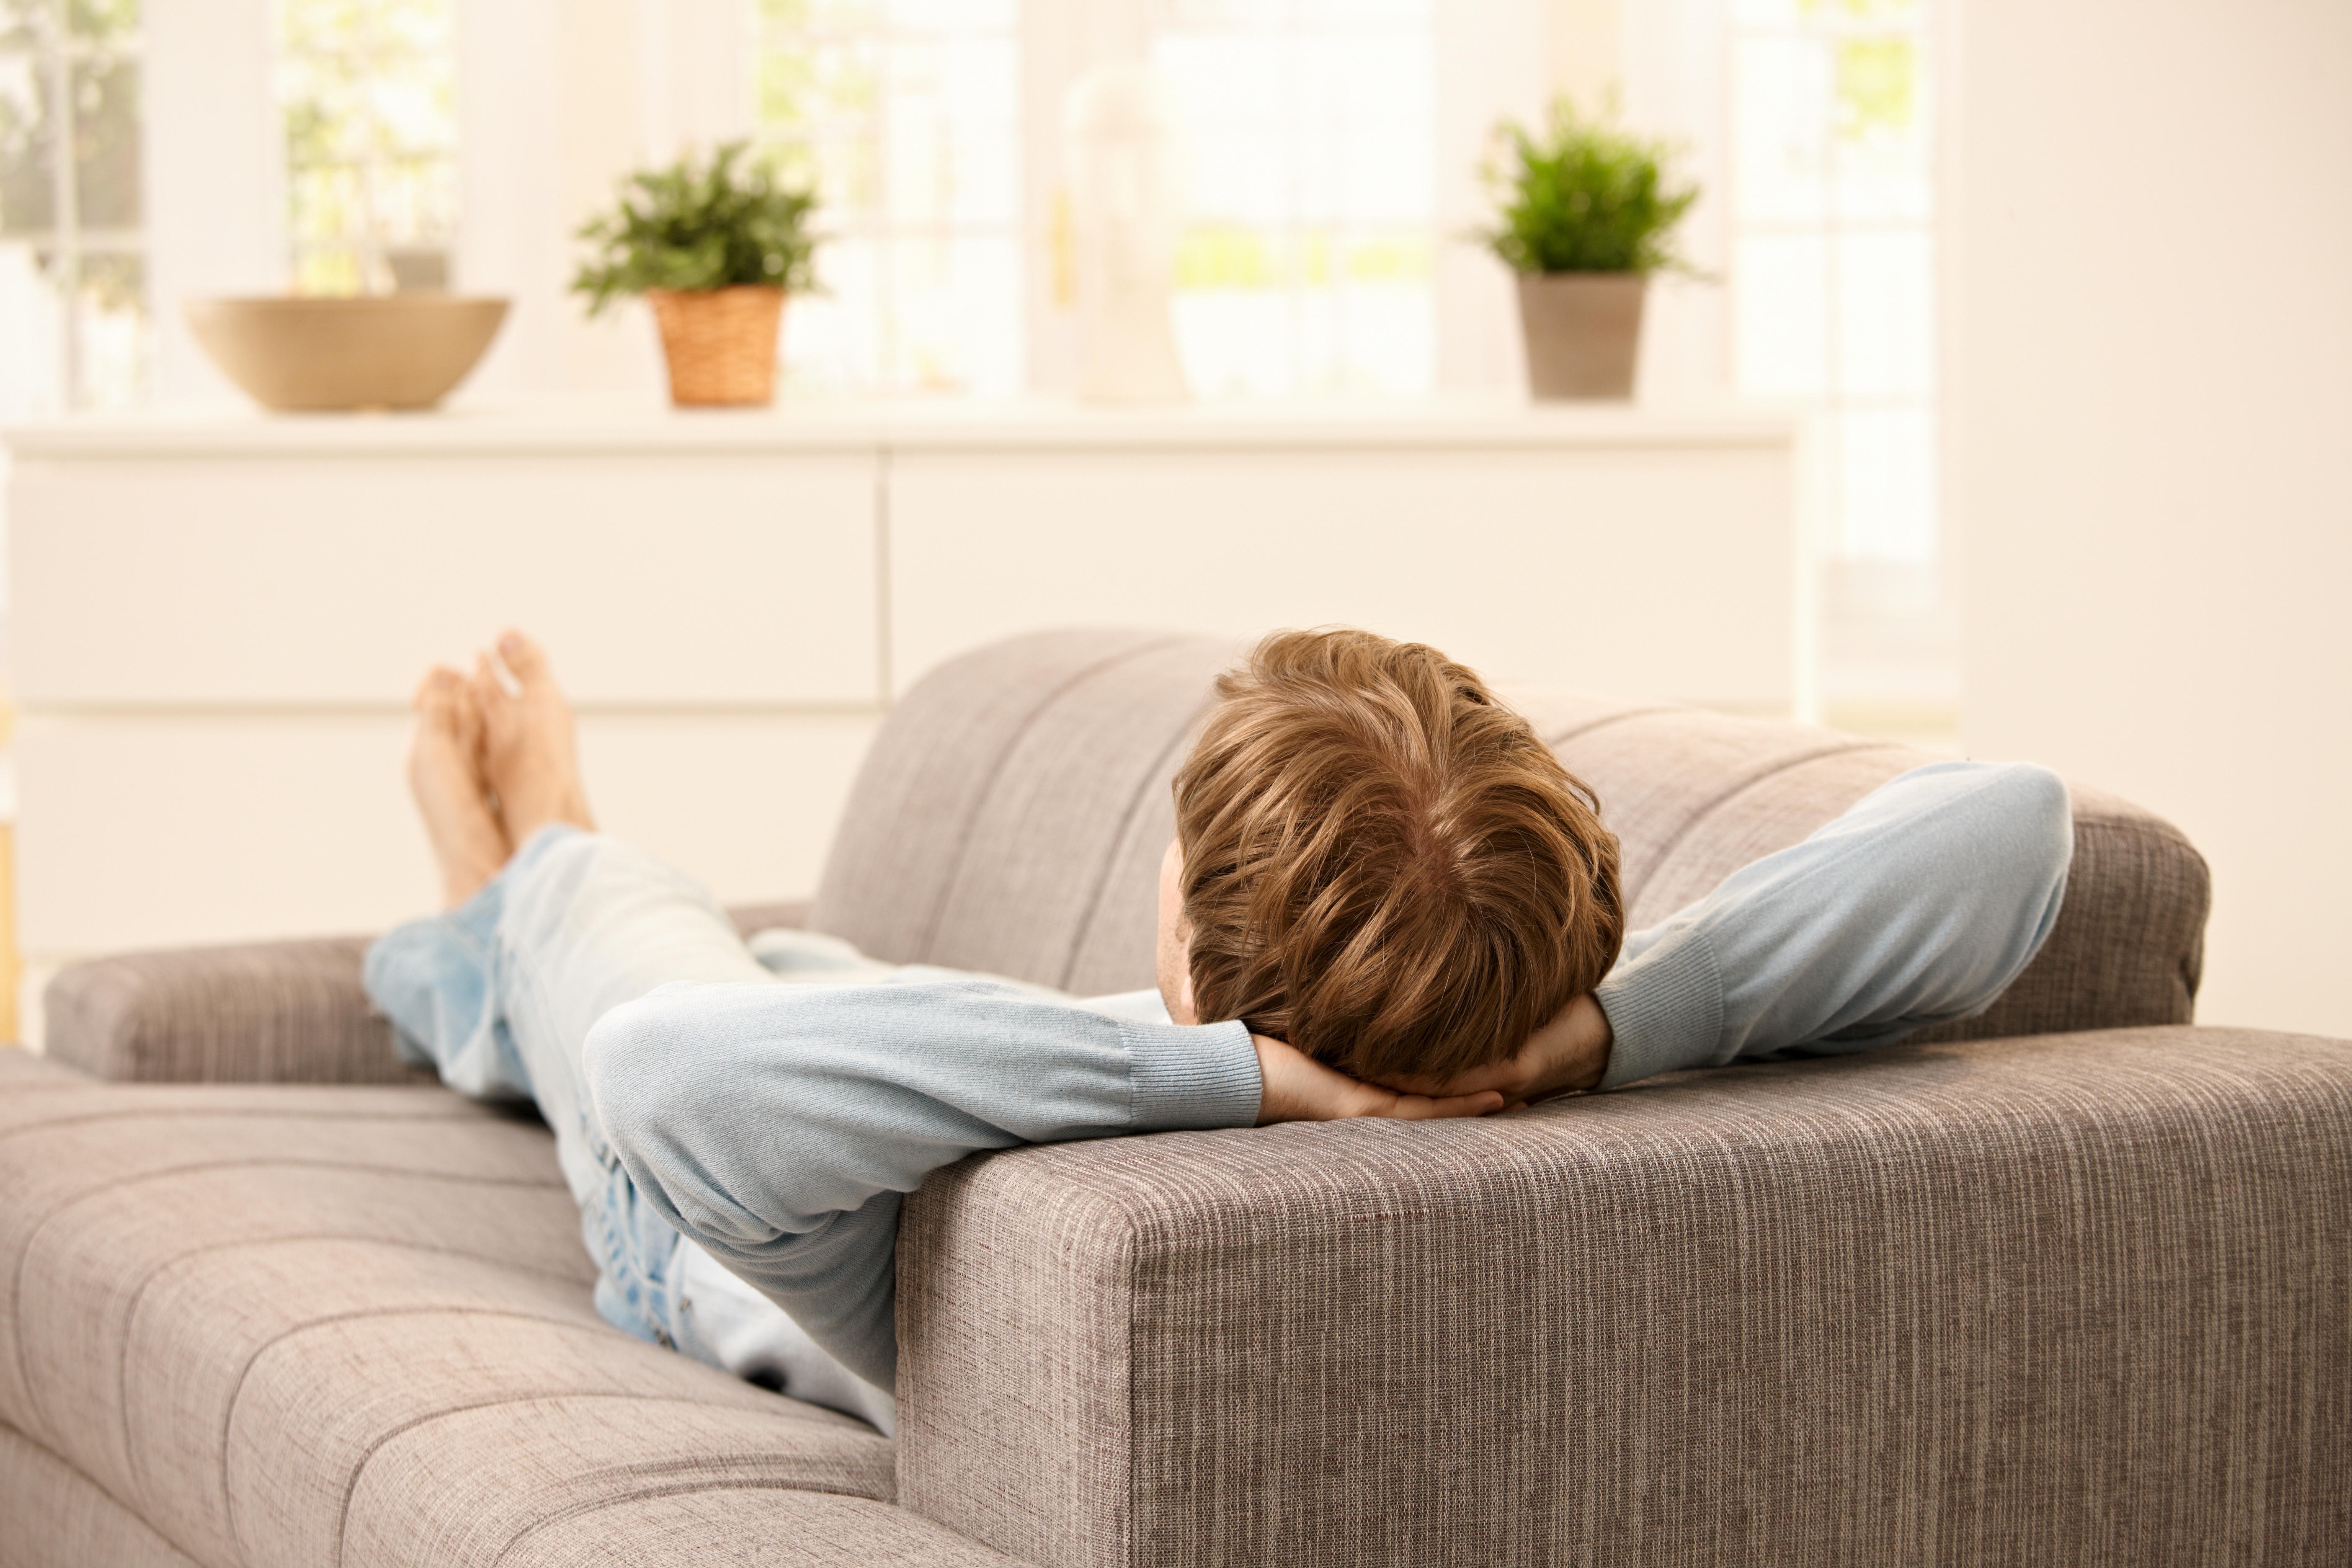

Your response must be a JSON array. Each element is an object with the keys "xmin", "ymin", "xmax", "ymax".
[
  {"xmin": 888, "ymin": 445, "xmax": 1796, "ymax": 710},
  {"xmin": 9, "ymin": 452, "xmax": 881, "ymax": 707}
]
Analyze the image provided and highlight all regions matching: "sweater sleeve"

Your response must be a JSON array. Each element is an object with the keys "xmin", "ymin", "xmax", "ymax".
[
  {"xmin": 1594, "ymin": 760, "xmax": 2073, "ymax": 1089},
  {"xmin": 581, "ymin": 979, "xmax": 1261, "ymax": 1387}
]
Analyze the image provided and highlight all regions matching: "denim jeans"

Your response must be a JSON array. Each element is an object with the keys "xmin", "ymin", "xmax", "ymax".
[{"xmin": 364, "ymin": 825, "xmax": 927, "ymax": 1431}]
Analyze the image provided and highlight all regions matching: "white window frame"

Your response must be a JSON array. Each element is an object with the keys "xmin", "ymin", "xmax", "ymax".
[{"xmin": 0, "ymin": 0, "xmax": 146, "ymax": 409}]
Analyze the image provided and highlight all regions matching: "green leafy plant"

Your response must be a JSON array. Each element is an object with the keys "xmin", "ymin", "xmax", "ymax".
[
  {"xmin": 1485, "ymin": 98, "xmax": 1699, "ymax": 275},
  {"xmin": 572, "ymin": 141, "xmax": 819, "ymax": 315}
]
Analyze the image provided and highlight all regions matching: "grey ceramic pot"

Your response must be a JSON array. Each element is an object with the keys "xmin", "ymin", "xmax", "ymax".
[{"xmin": 1514, "ymin": 272, "xmax": 1645, "ymax": 400}]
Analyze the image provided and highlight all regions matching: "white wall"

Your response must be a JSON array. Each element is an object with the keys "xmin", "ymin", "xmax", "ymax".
[{"xmin": 1952, "ymin": 0, "xmax": 2352, "ymax": 1036}]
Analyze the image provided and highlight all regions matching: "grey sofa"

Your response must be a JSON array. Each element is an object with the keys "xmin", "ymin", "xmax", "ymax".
[{"xmin": 3, "ymin": 628, "xmax": 2346, "ymax": 1568}]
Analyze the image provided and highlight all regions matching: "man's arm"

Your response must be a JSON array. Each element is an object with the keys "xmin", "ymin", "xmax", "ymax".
[
  {"xmin": 1403, "ymin": 760, "xmax": 2073, "ymax": 1103},
  {"xmin": 583, "ymin": 980, "xmax": 1498, "ymax": 1388},
  {"xmin": 1599, "ymin": 758, "xmax": 2071, "ymax": 1083}
]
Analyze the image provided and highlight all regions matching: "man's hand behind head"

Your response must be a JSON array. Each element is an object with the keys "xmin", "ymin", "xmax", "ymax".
[
  {"xmin": 1374, "ymin": 993, "xmax": 1615, "ymax": 1109},
  {"xmin": 1252, "ymin": 1034, "xmax": 1508, "ymax": 1125}
]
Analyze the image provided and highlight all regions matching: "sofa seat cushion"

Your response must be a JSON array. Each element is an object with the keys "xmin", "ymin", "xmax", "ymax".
[
  {"xmin": 0, "ymin": 1420, "xmax": 202, "ymax": 1568},
  {"xmin": 343, "ymin": 1405, "xmax": 1019, "ymax": 1568},
  {"xmin": 0, "ymin": 1074, "xmax": 897, "ymax": 1568}
]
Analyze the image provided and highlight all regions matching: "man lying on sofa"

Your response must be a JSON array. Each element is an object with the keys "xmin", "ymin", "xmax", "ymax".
[{"xmin": 367, "ymin": 627, "xmax": 2071, "ymax": 1436}]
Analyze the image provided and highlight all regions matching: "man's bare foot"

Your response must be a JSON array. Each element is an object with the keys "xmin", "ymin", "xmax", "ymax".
[
  {"xmin": 409, "ymin": 667, "xmax": 512, "ymax": 908},
  {"xmin": 470, "ymin": 629, "xmax": 596, "ymax": 846}
]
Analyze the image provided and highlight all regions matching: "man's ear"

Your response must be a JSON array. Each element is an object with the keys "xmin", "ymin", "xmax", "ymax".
[{"xmin": 1177, "ymin": 969, "xmax": 1196, "ymax": 1026}]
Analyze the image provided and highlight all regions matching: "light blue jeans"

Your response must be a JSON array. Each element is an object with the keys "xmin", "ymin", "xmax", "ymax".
[{"xmin": 364, "ymin": 825, "xmax": 989, "ymax": 1432}]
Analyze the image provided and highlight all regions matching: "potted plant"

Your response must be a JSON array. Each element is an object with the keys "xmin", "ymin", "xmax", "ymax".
[
  {"xmin": 573, "ymin": 142, "xmax": 819, "ymax": 407},
  {"xmin": 1486, "ymin": 98, "xmax": 1699, "ymax": 400}
]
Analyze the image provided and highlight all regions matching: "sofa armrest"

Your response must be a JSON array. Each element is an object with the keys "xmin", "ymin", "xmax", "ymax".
[
  {"xmin": 41, "ymin": 900, "xmax": 814, "ymax": 1083},
  {"xmin": 42, "ymin": 937, "xmax": 423, "ymax": 1084},
  {"xmin": 895, "ymin": 1025, "xmax": 2352, "ymax": 1568}
]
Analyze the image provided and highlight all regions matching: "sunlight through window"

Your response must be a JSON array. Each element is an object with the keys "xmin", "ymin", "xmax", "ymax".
[{"xmin": 1153, "ymin": 0, "xmax": 1434, "ymax": 397}]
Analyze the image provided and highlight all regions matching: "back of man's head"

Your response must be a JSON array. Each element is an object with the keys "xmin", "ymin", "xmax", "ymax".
[{"xmin": 1173, "ymin": 628, "xmax": 1624, "ymax": 1082}]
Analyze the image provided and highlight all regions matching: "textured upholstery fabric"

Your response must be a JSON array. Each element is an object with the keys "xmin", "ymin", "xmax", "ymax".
[
  {"xmin": 0, "ymin": 1078, "xmax": 897, "ymax": 1568},
  {"xmin": 812, "ymin": 629, "xmax": 1228, "ymax": 996},
  {"xmin": 0, "ymin": 1421, "xmax": 203, "ymax": 1568},
  {"xmin": 491, "ymin": 1490, "xmax": 1022, "ymax": 1568},
  {"xmin": 0, "ymin": 1046, "xmax": 90, "ymax": 1087},
  {"xmin": 898, "ymin": 1024, "xmax": 2352, "ymax": 1568},
  {"xmin": 41, "ymin": 902, "xmax": 812, "ymax": 1084},
  {"xmin": 41, "ymin": 936, "xmax": 431, "ymax": 1085}
]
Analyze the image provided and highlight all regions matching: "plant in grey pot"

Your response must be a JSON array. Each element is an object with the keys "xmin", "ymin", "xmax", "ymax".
[
  {"xmin": 573, "ymin": 142, "xmax": 819, "ymax": 407},
  {"xmin": 1486, "ymin": 99, "xmax": 1699, "ymax": 400}
]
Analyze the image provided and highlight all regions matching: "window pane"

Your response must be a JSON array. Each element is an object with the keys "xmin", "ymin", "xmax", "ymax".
[
  {"xmin": 1837, "ymin": 407, "xmax": 1935, "ymax": 561},
  {"xmin": 1827, "ymin": 33, "xmax": 1932, "ymax": 222},
  {"xmin": 0, "ymin": 0, "xmax": 147, "ymax": 411},
  {"xmin": 1733, "ymin": 232, "xmax": 1827, "ymax": 395},
  {"xmin": 75, "ymin": 244, "xmax": 144, "ymax": 406},
  {"xmin": 0, "ymin": 44, "xmax": 55, "ymax": 234},
  {"xmin": 885, "ymin": 0, "xmax": 1011, "ymax": 29},
  {"xmin": 1733, "ymin": 0, "xmax": 1939, "ymax": 571},
  {"xmin": 0, "ymin": 239, "xmax": 66, "ymax": 411},
  {"xmin": 891, "ymin": 233, "xmax": 1019, "ymax": 392},
  {"xmin": 1153, "ymin": 0, "xmax": 1434, "ymax": 397},
  {"xmin": 72, "ymin": 53, "xmax": 139, "ymax": 230},
  {"xmin": 756, "ymin": 0, "xmax": 1020, "ymax": 394},
  {"xmin": 1732, "ymin": 35, "xmax": 1832, "ymax": 226},
  {"xmin": 1834, "ymin": 228, "xmax": 1932, "ymax": 397},
  {"xmin": 280, "ymin": 0, "xmax": 459, "ymax": 293}
]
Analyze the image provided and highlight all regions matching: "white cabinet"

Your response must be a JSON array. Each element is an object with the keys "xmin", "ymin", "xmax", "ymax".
[
  {"xmin": 10, "ymin": 449, "xmax": 881, "ymax": 706},
  {"xmin": 3, "ymin": 400, "xmax": 1800, "ymax": 1026},
  {"xmin": 889, "ymin": 417, "xmax": 1798, "ymax": 708}
]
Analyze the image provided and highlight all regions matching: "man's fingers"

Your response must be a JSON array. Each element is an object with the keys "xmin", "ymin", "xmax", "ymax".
[
  {"xmin": 1255, "ymin": 1034, "xmax": 1516, "ymax": 1125},
  {"xmin": 1376, "ymin": 1088, "xmax": 1506, "ymax": 1120},
  {"xmin": 1377, "ymin": 1060, "xmax": 1527, "ymax": 1101}
]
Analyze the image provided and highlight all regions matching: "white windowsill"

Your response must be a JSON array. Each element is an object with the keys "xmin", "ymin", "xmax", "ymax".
[{"xmin": 0, "ymin": 393, "xmax": 1801, "ymax": 459}]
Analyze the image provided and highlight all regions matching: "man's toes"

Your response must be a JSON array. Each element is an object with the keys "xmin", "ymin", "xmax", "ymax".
[
  {"xmin": 496, "ymin": 629, "xmax": 555, "ymax": 691},
  {"xmin": 470, "ymin": 652, "xmax": 513, "ymax": 719},
  {"xmin": 413, "ymin": 665, "xmax": 462, "ymax": 717},
  {"xmin": 451, "ymin": 683, "xmax": 489, "ymax": 757}
]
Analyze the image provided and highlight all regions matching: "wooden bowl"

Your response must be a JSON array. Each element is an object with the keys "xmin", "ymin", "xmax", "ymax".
[{"xmin": 183, "ymin": 296, "xmax": 510, "ymax": 412}]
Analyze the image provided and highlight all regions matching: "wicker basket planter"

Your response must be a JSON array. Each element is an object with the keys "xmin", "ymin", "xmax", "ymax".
[{"xmin": 647, "ymin": 285, "xmax": 786, "ymax": 407}]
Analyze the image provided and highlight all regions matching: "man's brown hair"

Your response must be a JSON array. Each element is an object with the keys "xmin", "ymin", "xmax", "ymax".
[{"xmin": 1173, "ymin": 628, "xmax": 1623, "ymax": 1083}]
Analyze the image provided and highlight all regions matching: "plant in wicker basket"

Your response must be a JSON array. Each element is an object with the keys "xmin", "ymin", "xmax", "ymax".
[{"xmin": 573, "ymin": 142, "xmax": 819, "ymax": 407}]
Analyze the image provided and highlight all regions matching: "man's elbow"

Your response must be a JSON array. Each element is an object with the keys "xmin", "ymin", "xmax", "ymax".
[
  {"xmin": 1959, "ymin": 763, "xmax": 2073, "ymax": 975},
  {"xmin": 583, "ymin": 988, "xmax": 797, "ymax": 1251},
  {"xmin": 1987, "ymin": 762, "xmax": 2074, "ymax": 893}
]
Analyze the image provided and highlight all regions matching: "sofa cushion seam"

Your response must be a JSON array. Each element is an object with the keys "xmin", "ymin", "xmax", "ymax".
[
  {"xmin": 914, "ymin": 634, "xmax": 1195, "ymax": 964},
  {"xmin": 485, "ymin": 1474, "xmax": 898, "ymax": 1568},
  {"xmin": 221, "ymin": 1303, "xmax": 591, "ymax": 1563},
  {"xmin": 1622, "ymin": 740, "xmax": 1913, "ymax": 913},
  {"xmin": 1055, "ymin": 703, "xmax": 1211, "ymax": 994},
  {"xmin": 105, "ymin": 1234, "xmax": 596, "ymax": 1506}
]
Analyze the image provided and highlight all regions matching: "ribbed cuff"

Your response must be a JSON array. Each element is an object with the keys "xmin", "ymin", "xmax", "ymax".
[
  {"xmin": 1594, "ymin": 925, "xmax": 1728, "ymax": 1090},
  {"xmin": 1122, "ymin": 1019, "xmax": 1264, "ymax": 1130}
]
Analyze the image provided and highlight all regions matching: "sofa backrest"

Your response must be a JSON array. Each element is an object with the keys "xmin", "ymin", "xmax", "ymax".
[{"xmin": 811, "ymin": 627, "xmax": 2208, "ymax": 1038}]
